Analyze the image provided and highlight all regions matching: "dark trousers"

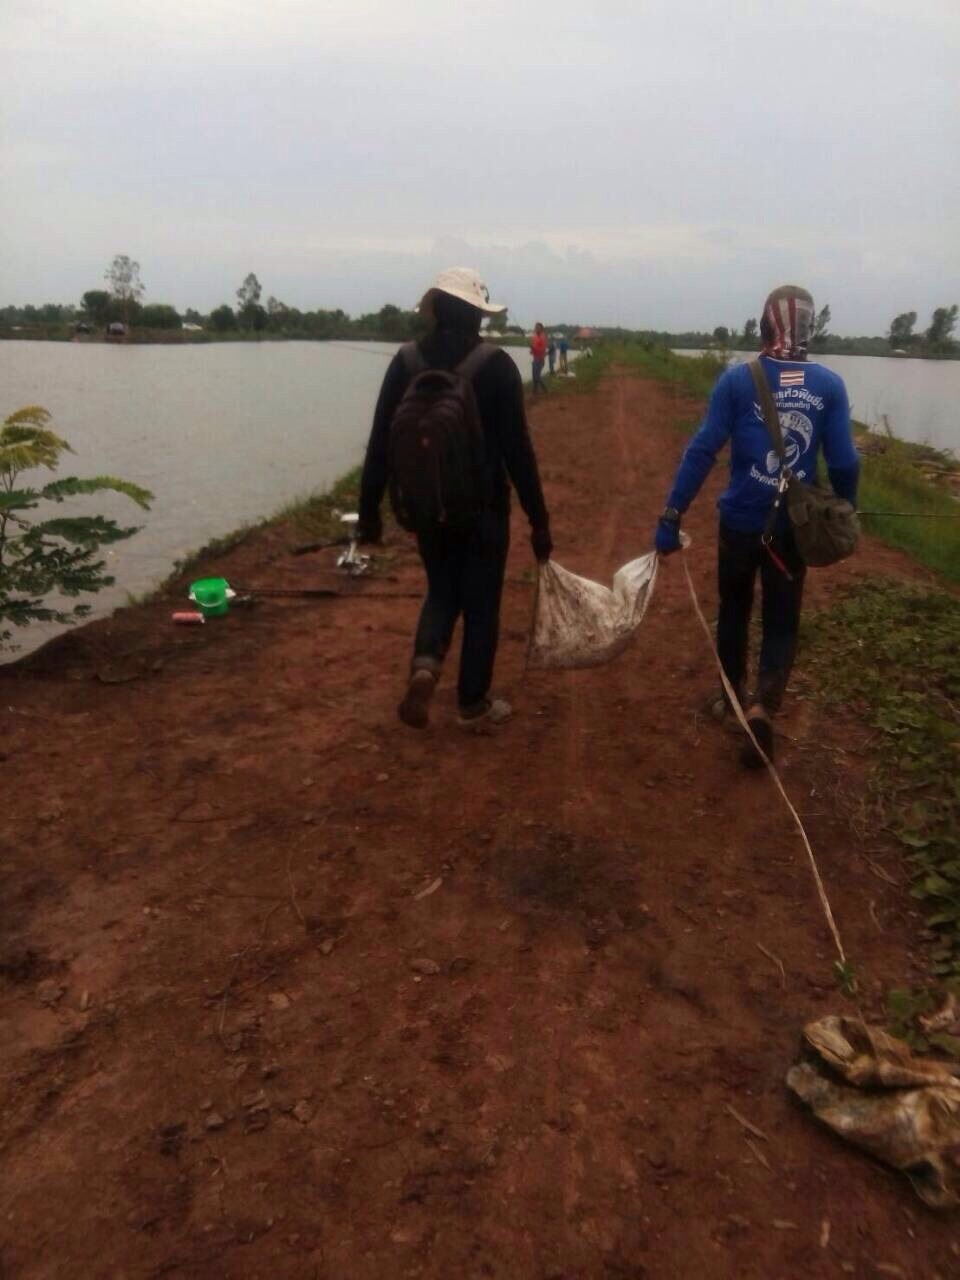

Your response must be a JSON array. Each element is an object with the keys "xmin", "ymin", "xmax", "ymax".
[
  {"xmin": 413, "ymin": 512, "xmax": 510, "ymax": 709},
  {"xmin": 716, "ymin": 522, "xmax": 806, "ymax": 713},
  {"xmin": 531, "ymin": 358, "xmax": 547, "ymax": 393}
]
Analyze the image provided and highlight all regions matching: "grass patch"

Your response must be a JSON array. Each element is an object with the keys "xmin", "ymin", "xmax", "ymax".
[
  {"xmin": 885, "ymin": 983, "xmax": 960, "ymax": 1056},
  {"xmin": 805, "ymin": 578, "xmax": 960, "ymax": 978},
  {"xmin": 275, "ymin": 465, "xmax": 365, "ymax": 541},
  {"xmin": 566, "ymin": 341, "xmax": 726, "ymax": 402},
  {"xmin": 148, "ymin": 465, "xmax": 371, "ymax": 601},
  {"xmin": 854, "ymin": 428, "xmax": 960, "ymax": 584},
  {"xmin": 612, "ymin": 342, "xmax": 728, "ymax": 401},
  {"xmin": 169, "ymin": 523, "xmax": 261, "ymax": 580}
]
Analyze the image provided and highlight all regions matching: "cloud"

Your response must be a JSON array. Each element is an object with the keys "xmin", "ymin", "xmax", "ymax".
[{"xmin": 0, "ymin": 0, "xmax": 957, "ymax": 332}]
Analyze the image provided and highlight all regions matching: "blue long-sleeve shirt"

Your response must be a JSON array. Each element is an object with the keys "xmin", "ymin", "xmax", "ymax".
[{"xmin": 666, "ymin": 356, "xmax": 859, "ymax": 533}]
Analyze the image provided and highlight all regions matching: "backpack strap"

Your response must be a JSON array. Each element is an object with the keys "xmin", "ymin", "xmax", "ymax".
[
  {"xmin": 454, "ymin": 341, "xmax": 499, "ymax": 382},
  {"xmin": 400, "ymin": 341, "xmax": 426, "ymax": 377}
]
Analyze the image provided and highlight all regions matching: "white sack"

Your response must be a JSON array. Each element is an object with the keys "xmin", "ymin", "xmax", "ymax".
[{"xmin": 527, "ymin": 553, "xmax": 659, "ymax": 670}]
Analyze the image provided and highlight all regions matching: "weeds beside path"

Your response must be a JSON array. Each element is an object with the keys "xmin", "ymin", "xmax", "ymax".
[{"xmin": 1, "ymin": 364, "xmax": 958, "ymax": 1278}]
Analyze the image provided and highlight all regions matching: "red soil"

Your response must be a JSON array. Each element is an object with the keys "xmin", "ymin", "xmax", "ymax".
[{"xmin": 1, "ymin": 371, "xmax": 957, "ymax": 1278}]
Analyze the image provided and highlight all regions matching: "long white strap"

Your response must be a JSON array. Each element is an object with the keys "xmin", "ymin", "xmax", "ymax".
[{"xmin": 680, "ymin": 553, "xmax": 848, "ymax": 967}]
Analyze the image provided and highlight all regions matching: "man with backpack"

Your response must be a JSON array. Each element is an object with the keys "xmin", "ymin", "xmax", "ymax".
[{"xmin": 358, "ymin": 268, "xmax": 553, "ymax": 729}]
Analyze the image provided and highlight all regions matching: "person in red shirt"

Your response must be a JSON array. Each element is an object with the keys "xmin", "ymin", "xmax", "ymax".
[{"xmin": 529, "ymin": 322, "xmax": 548, "ymax": 394}]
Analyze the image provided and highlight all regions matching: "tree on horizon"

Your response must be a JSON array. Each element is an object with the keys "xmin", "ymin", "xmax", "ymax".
[
  {"xmin": 104, "ymin": 255, "xmax": 144, "ymax": 328},
  {"xmin": 888, "ymin": 311, "xmax": 918, "ymax": 348}
]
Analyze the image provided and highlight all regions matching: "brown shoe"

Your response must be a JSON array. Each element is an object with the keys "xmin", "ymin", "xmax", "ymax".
[{"xmin": 397, "ymin": 669, "xmax": 436, "ymax": 729}]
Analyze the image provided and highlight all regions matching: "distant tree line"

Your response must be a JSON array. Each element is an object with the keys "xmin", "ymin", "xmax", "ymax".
[
  {"xmin": 887, "ymin": 305, "xmax": 958, "ymax": 356},
  {"xmin": 205, "ymin": 274, "xmax": 426, "ymax": 341},
  {"xmin": 0, "ymin": 260, "xmax": 430, "ymax": 343},
  {"xmin": 1, "ymin": 256, "xmax": 957, "ymax": 358},
  {"xmin": 650, "ymin": 299, "xmax": 958, "ymax": 359}
]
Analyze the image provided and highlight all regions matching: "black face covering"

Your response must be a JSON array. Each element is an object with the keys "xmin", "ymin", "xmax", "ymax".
[
  {"xmin": 431, "ymin": 291, "xmax": 483, "ymax": 333},
  {"xmin": 421, "ymin": 291, "xmax": 484, "ymax": 367}
]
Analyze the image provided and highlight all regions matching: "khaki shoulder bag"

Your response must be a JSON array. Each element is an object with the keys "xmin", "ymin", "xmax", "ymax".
[{"xmin": 748, "ymin": 360, "xmax": 859, "ymax": 568}]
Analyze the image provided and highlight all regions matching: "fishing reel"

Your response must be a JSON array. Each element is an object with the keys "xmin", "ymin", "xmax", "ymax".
[{"xmin": 336, "ymin": 513, "xmax": 371, "ymax": 576}]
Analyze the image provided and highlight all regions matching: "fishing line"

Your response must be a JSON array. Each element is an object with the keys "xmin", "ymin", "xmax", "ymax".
[
  {"xmin": 857, "ymin": 510, "xmax": 957, "ymax": 519},
  {"xmin": 680, "ymin": 553, "xmax": 849, "ymax": 969},
  {"xmin": 335, "ymin": 344, "xmax": 397, "ymax": 359}
]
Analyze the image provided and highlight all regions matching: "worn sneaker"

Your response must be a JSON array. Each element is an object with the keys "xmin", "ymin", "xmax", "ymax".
[
  {"xmin": 397, "ymin": 669, "xmax": 436, "ymax": 729},
  {"xmin": 456, "ymin": 698, "xmax": 513, "ymax": 729},
  {"xmin": 703, "ymin": 689, "xmax": 744, "ymax": 736}
]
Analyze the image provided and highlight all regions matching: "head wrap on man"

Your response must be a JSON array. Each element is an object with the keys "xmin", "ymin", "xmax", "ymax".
[{"xmin": 760, "ymin": 285, "xmax": 815, "ymax": 361}]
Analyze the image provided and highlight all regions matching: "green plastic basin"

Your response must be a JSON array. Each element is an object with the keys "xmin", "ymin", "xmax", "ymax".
[{"xmin": 189, "ymin": 577, "xmax": 230, "ymax": 618}]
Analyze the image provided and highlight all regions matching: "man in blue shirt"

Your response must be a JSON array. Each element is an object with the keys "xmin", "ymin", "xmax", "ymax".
[
  {"xmin": 558, "ymin": 333, "xmax": 570, "ymax": 375},
  {"xmin": 654, "ymin": 285, "xmax": 859, "ymax": 767}
]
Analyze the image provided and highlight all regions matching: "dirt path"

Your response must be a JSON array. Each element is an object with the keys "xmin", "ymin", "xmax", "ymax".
[{"xmin": 1, "ymin": 371, "xmax": 957, "ymax": 1279}]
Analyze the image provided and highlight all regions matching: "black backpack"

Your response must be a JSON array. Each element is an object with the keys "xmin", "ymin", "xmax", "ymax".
[{"xmin": 387, "ymin": 341, "xmax": 497, "ymax": 534}]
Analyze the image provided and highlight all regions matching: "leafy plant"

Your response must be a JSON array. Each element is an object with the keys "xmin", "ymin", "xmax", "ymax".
[
  {"xmin": 834, "ymin": 959, "xmax": 859, "ymax": 997},
  {"xmin": 886, "ymin": 983, "xmax": 960, "ymax": 1056},
  {"xmin": 0, "ymin": 406, "xmax": 152, "ymax": 647},
  {"xmin": 806, "ymin": 579, "xmax": 960, "ymax": 975}
]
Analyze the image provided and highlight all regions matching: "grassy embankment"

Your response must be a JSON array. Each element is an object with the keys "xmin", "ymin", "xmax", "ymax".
[
  {"xmin": 162, "ymin": 466, "xmax": 366, "ymax": 590},
  {"xmin": 564, "ymin": 342, "xmax": 960, "ymax": 993}
]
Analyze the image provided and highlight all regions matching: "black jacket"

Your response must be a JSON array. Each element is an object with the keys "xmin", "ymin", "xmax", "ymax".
[{"xmin": 358, "ymin": 330, "xmax": 550, "ymax": 535}]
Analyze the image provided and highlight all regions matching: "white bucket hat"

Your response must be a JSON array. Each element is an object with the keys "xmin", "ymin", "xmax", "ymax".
[{"xmin": 417, "ymin": 266, "xmax": 506, "ymax": 322}]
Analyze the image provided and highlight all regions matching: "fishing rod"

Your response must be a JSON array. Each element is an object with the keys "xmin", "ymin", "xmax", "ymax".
[
  {"xmin": 336, "ymin": 344, "xmax": 395, "ymax": 358},
  {"xmin": 230, "ymin": 584, "xmax": 421, "ymax": 599},
  {"xmin": 856, "ymin": 510, "xmax": 957, "ymax": 518}
]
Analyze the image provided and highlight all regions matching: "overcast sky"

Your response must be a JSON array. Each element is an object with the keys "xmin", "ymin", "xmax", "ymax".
[{"xmin": 2, "ymin": 0, "xmax": 957, "ymax": 333}]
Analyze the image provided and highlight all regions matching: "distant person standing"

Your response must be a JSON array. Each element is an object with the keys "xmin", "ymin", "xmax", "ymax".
[
  {"xmin": 557, "ymin": 332, "xmax": 569, "ymax": 375},
  {"xmin": 653, "ymin": 284, "xmax": 859, "ymax": 767},
  {"xmin": 358, "ymin": 268, "xmax": 553, "ymax": 729},
  {"xmin": 530, "ymin": 322, "xmax": 548, "ymax": 394},
  {"xmin": 547, "ymin": 334, "xmax": 557, "ymax": 376}
]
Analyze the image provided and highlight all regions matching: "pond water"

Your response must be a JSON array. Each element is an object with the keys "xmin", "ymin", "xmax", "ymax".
[
  {"xmin": 0, "ymin": 340, "xmax": 543, "ymax": 651},
  {"xmin": 2, "ymin": 337, "xmax": 950, "ymax": 653}
]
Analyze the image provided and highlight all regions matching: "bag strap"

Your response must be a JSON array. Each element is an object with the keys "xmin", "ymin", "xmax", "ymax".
[
  {"xmin": 400, "ymin": 340, "xmax": 495, "ymax": 384},
  {"xmin": 749, "ymin": 360, "xmax": 794, "ymax": 576},
  {"xmin": 748, "ymin": 359, "xmax": 785, "ymax": 461},
  {"xmin": 454, "ymin": 340, "xmax": 498, "ymax": 382}
]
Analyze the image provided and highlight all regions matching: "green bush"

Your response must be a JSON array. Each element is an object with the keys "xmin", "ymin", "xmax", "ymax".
[
  {"xmin": 807, "ymin": 579, "xmax": 960, "ymax": 976},
  {"xmin": 0, "ymin": 406, "xmax": 152, "ymax": 648}
]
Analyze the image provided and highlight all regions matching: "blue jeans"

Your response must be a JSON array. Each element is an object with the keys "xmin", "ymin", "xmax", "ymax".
[
  {"xmin": 413, "ymin": 511, "xmax": 510, "ymax": 709},
  {"xmin": 531, "ymin": 358, "xmax": 547, "ymax": 393}
]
